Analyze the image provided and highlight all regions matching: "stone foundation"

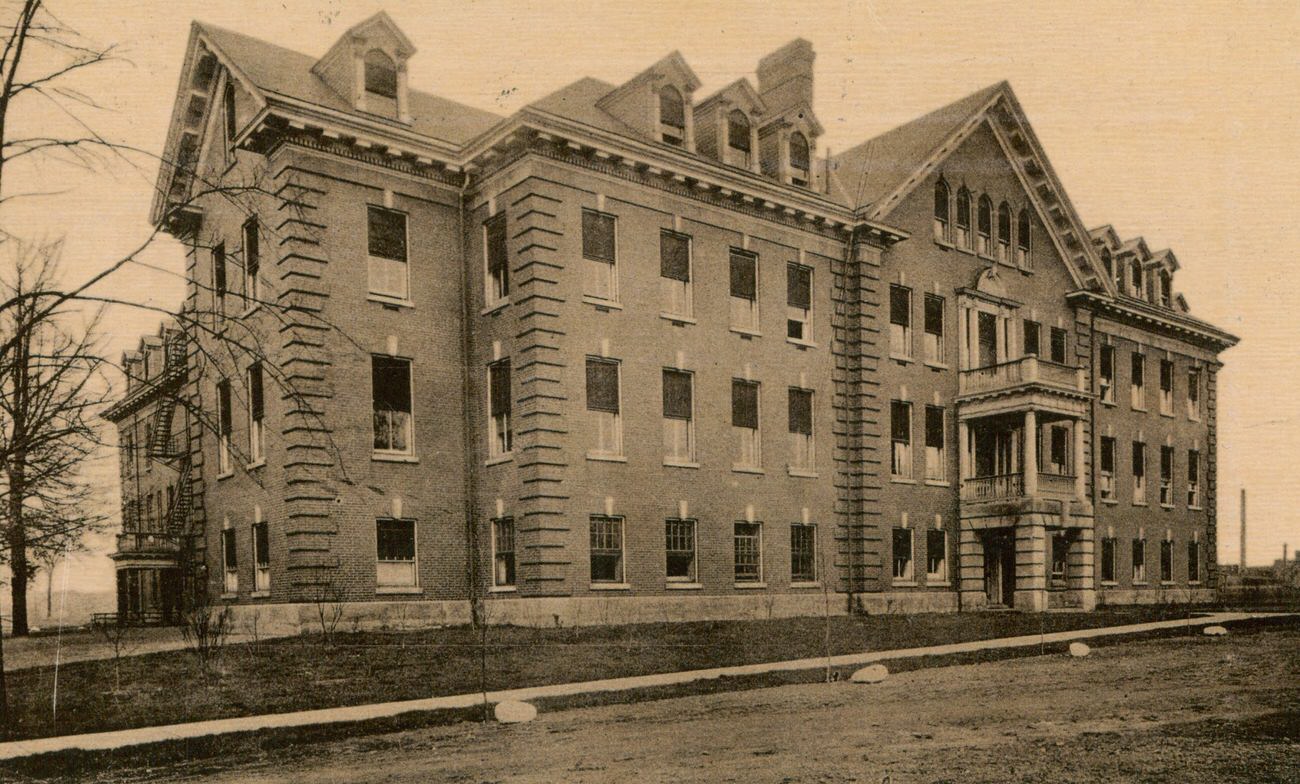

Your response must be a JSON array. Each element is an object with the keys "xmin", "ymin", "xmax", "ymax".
[{"xmin": 1097, "ymin": 587, "xmax": 1216, "ymax": 606}]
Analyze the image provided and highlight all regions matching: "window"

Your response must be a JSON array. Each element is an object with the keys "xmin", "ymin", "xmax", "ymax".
[
  {"xmin": 1159, "ymin": 271, "xmax": 1172, "ymax": 308},
  {"xmin": 665, "ymin": 518, "xmax": 696, "ymax": 583},
  {"xmin": 889, "ymin": 284, "xmax": 912, "ymax": 358},
  {"xmin": 996, "ymin": 202, "xmax": 1011, "ymax": 262},
  {"xmin": 223, "ymin": 82, "xmax": 237, "ymax": 144},
  {"xmin": 488, "ymin": 359, "xmax": 512, "ymax": 458},
  {"xmin": 786, "ymin": 264, "xmax": 812, "ymax": 342},
  {"xmin": 246, "ymin": 363, "xmax": 264, "ymax": 464},
  {"xmin": 222, "ymin": 526, "xmax": 238, "ymax": 593},
  {"xmin": 372, "ymin": 355, "xmax": 413, "ymax": 454},
  {"xmin": 145, "ymin": 494, "xmax": 154, "ymax": 530},
  {"xmin": 1159, "ymin": 359, "xmax": 1174, "ymax": 415},
  {"xmin": 660, "ymin": 231, "xmax": 692, "ymax": 317},
  {"xmin": 242, "ymin": 217, "xmax": 259, "ymax": 308},
  {"xmin": 1099, "ymin": 436, "xmax": 1116, "ymax": 501},
  {"xmin": 732, "ymin": 379, "xmax": 761, "ymax": 469},
  {"xmin": 1099, "ymin": 345, "xmax": 1115, "ymax": 403},
  {"xmin": 923, "ymin": 294, "xmax": 944, "ymax": 364},
  {"xmin": 364, "ymin": 49, "xmax": 398, "ymax": 100},
  {"xmin": 586, "ymin": 358, "xmax": 622, "ymax": 456},
  {"xmin": 924, "ymin": 405, "xmax": 945, "ymax": 482},
  {"xmin": 1160, "ymin": 445, "xmax": 1174, "ymax": 506},
  {"xmin": 1132, "ymin": 538, "xmax": 1147, "ymax": 582},
  {"xmin": 789, "ymin": 131, "xmax": 810, "ymax": 186},
  {"xmin": 252, "ymin": 521, "xmax": 270, "ymax": 592},
  {"xmin": 213, "ymin": 242, "xmax": 227, "ymax": 317},
  {"xmin": 1156, "ymin": 538, "xmax": 1173, "ymax": 582},
  {"xmin": 1130, "ymin": 352, "xmax": 1145, "ymax": 409},
  {"xmin": 367, "ymin": 206, "xmax": 408, "ymax": 300},
  {"xmin": 1051, "ymin": 533, "xmax": 1068, "ymax": 582},
  {"xmin": 933, "ymin": 178, "xmax": 950, "ymax": 241},
  {"xmin": 1187, "ymin": 367, "xmax": 1201, "ymax": 420},
  {"xmin": 926, "ymin": 529, "xmax": 946, "ymax": 581},
  {"xmin": 1132, "ymin": 440, "xmax": 1146, "ymax": 503},
  {"xmin": 977, "ymin": 195, "xmax": 993, "ymax": 255},
  {"xmin": 788, "ymin": 387, "xmax": 814, "ymax": 472},
  {"xmin": 1188, "ymin": 540, "xmax": 1201, "ymax": 582},
  {"xmin": 1022, "ymin": 319, "xmax": 1040, "ymax": 357},
  {"xmin": 216, "ymin": 379, "xmax": 232, "ymax": 474},
  {"xmin": 662, "ymin": 368, "xmax": 695, "ymax": 463},
  {"xmin": 727, "ymin": 109, "xmax": 752, "ymax": 167},
  {"xmin": 492, "ymin": 517, "xmax": 515, "ymax": 587},
  {"xmin": 1101, "ymin": 537, "xmax": 1117, "ymax": 583},
  {"xmin": 658, "ymin": 85, "xmax": 685, "ymax": 146},
  {"xmin": 1016, "ymin": 209, "xmax": 1031, "ymax": 267},
  {"xmin": 1048, "ymin": 426, "xmax": 1068, "ymax": 475},
  {"xmin": 581, "ymin": 210, "xmax": 617, "ymax": 301},
  {"xmin": 791, "ymin": 524, "xmax": 817, "ymax": 583},
  {"xmin": 1049, "ymin": 327, "xmax": 1068, "ymax": 364},
  {"xmin": 590, "ymin": 515, "xmax": 624, "ymax": 584},
  {"xmin": 1129, "ymin": 260, "xmax": 1143, "ymax": 298},
  {"xmin": 733, "ymin": 522, "xmax": 763, "ymax": 583},
  {"xmin": 729, "ymin": 250, "xmax": 759, "ymax": 331},
  {"xmin": 891, "ymin": 400, "xmax": 913, "ymax": 479},
  {"xmin": 892, "ymin": 527, "xmax": 913, "ymax": 581},
  {"xmin": 485, "ymin": 213, "xmax": 509, "ymax": 304},
  {"xmin": 1187, "ymin": 449, "xmax": 1201, "ymax": 507},
  {"xmin": 376, "ymin": 518, "xmax": 417, "ymax": 588},
  {"xmin": 955, "ymin": 187, "xmax": 972, "ymax": 248}
]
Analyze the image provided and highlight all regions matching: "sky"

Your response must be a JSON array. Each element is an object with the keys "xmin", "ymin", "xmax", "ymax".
[{"xmin": 3, "ymin": 0, "xmax": 1298, "ymax": 598}]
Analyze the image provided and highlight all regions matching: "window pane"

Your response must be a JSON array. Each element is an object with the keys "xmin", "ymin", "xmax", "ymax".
[
  {"xmin": 585, "ymin": 358, "xmax": 620, "ymax": 413},
  {"xmin": 582, "ymin": 211, "xmax": 616, "ymax": 262},
  {"xmin": 486, "ymin": 214, "xmax": 509, "ymax": 289},
  {"xmin": 364, "ymin": 50, "xmax": 397, "ymax": 98},
  {"xmin": 731, "ymin": 379, "xmax": 759, "ymax": 429},
  {"xmin": 925, "ymin": 406, "xmax": 943, "ymax": 449},
  {"xmin": 662, "ymin": 369, "xmax": 693, "ymax": 420},
  {"xmin": 659, "ymin": 86, "xmax": 685, "ymax": 128},
  {"xmin": 733, "ymin": 522, "xmax": 761, "ymax": 581},
  {"xmin": 1132, "ymin": 442, "xmax": 1145, "ymax": 476},
  {"xmin": 367, "ymin": 206, "xmax": 407, "ymax": 261},
  {"xmin": 223, "ymin": 528, "xmax": 237, "ymax": 568},
  {"xmin": 248, "ymin": 364, "xmax": 263, "ymax": 421},
  {"xmin": 372, "ymin": 356, "xmax": 412, "ymax": 413},
  {"xmin": 660, "ymin": 232, "xmax": 690, "ymax": 282},
  {"xmin": 789, "ymin": 132, "xmax": 810, "ymax": 171},
  {"xmin": 926, "ymin": 529, "xmax": 945, "ymax": 576},
  {"xmin": 666, "ymin": 519, "xmax": 695, "ymax": 580},
  {"xmin": 589, "ymin": 516, "xmax": 623, "ymax": 583},
  {"xmin": 214, "ymin": 243, "xmax": 227, "ymax": 294},
  {"xmin": 889, "ymin": 285, "xmax": 910, "ymax": 326},
  {"xmin": 217, "ymin": 380, "xmax": 232, "ymax": 435},
  {"xmin": 729, "ymin": 251, "xmax": 756, "ymax": 300},
  {"xmin": 788, "ymin": 388, "xmax": 812, "ymax": 435},
  {"xmin": 787, "ymin": 264, "xmax": 811, "ymax": 310},
  {"xmin": 791, "ymin": 525, "xmax": 816, "ymax": 582},
  {"xmin": 727, "ymin": 110, "xmax": 751, "ymax": 152},
  {"xmin": 489, "ymin": 360, "xmax": 511, "ymax": 418},
  {"xmin": 254, "ymin": 523, "xmax": 269, "ymax": 567},
  {"xmin": 891, "ymin": 400, "xmax": 910, "ymax": 443},
  {"xmin": 376, "ymin": 519, "xmax": 415, "ymax": 561},
  {"xmin": 924, "ymin": 295, "xmax": 943, "ymax": 335},
  {"xmin": 1101, "ymin": 437, "xmax": 1115, "ymax": 472}
]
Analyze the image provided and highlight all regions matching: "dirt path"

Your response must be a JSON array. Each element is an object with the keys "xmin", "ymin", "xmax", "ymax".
[{"xmin": 65, "ymin": 629, "xmax": 1300, "ymax": 783}]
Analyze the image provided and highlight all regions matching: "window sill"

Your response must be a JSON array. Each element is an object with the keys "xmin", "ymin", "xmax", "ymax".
[
  {"xmin": 1188, "ymin": 415, "xmax": 1202, "ymax": 424},
  {"xmin": 374, "ymin": 453, "xmax": 419, "ymax": 464},
  {"xmin": 730, "ymin": 326, "xmax": 763, "ymax": 338},
  {"xmin": 924, "ymin": 479, "xmax": 949, "ymax": 487},
  {"xmin": 481, "ymin": 299, "xmax": 509, "ymax": 316},
  {"xmin": 890, "ymin": 477, "xmax": 917, "ymax": 485},
  {"xmin": 488, "ymin": 585, "xmax": 518, "ymax": 593},
  {"xmin": 245, "ymin": 459, "xmax": 266, "ymax": 471},
  {"xmin": 1131, "ymin": 404, "xmax": 1148, "ymax": 413},
  {"xmin": 933, "ymin": 238, "xmax": 955, "ymax": 250},
  {"xmin": 788, "ymin": 467, "xmax": 819, "ymax": 479},
  {"xmin": 734, "ymin": 582, "xmax": 767, "ymax": 590},
  {"xmin": 1160, "ymin": 581, "xmax": 1177, "ymax": 587},
  {"xmin": 660, "ymin": 312, "xmax": 696, "ymax": 325},
  {"xmin": 485, "ymin": 454, "xmax": 513, "ymax": 467},
  {"xmin": 1101, "ymin": 399, "xmax": 1117, "ymax": 407},
  {"xmin": 790, "ymin": 582, "xmax": 822, "ymax": 590},
  {"xmin": 368, "ymin": 294, "xmax": 415, "ymax": 309},
  {"xmin": 923, "ymin": 360, "xmax": 949, "ymax": 371},
  {"xmin": 587, "ymin": 452, "xmax": 628, "ymax": 463},
  {"xmin": 217, "ymin": 470, "xmax": 234, "ymax": 481},
  {"xmin": 664, "ymin": 459, "xmax": 700, "ymax": 469},
  {"xmin": 1160, "ymin": 502, "xmax": 1175, "ymax": 510},
  {"xmin": 731, "ymin": 465, "xmax": 764, "ymax": 475},
  {"xmin": 1101, "ymin": 498, "xmax": 1119, "ymax": 506},
  {"xmin": 1189, "ymin": 580, "xmax": 1202, "ymax": 586},
  {"xmin": 582, "ymin": 295, "xmax": 623, "ymax": 311},
  {"xmin": 1133, "ymin": 500, "xmax": 1148, "ymax": 507},
  {"xmin": 1100, "ymin": 581, "xmax": 1119, "ymax": 587},
  {"xmin": 892, "ymin": 580, "xmax": 918, "ymax": 588},
  {"xmin": 1132, "ymin": 581, "xmax": 1149, "ymax": 587},
  {"xmin": 787, "ymin": 337, "xmax": 818, "ymax": 350},
  {"xmin": 239, "ymin": 304, "xmax": 261, "ymax": 319},
  {"xmin": 377, "ymin": 586, "xmax": 424, "ymax": 595},
  {"xmin": 590, "ymin": 583, "xmax": 630, "ymax": 591},
  {"xmin": 1159, "ymin": 411, "xmax": 1175, "ymax": 419},
  {"xmin": 665, "ymin": 582, "xmax": 703, "ymax": 590},
  {"xmin": 889, "ymin": 354, "xmax": 914, "ymax": 365},
  {"xmin": 250, "ymin": 591, "xmax": 270, "ymax": 599},
  {"xmin": 925, "ymin": 574, "xmax": 948, "ymax": 584},
  {"xmin": 220, "ymin": 592, "xmax": 238, "ymax": 601},
  {"xmin": 1188, "ymin": 505, "xmax": 1204, "ymax": 512}
]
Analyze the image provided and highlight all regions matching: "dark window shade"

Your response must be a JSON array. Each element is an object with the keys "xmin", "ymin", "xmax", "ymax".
[
  {"xmin": 662, "ymin": 369, "xmax": 693, "ymax": 420},
  {"xmin": 243, "ymin": 218, "xmax": 259, "ymax": 276},
  {"xmin": 659, "ymin": 86, "xmax": 685, "ymax": 128},
  {"xmin": 1100, "ymin": 345, "xmax": 1114, "ymax": 377},
  {"xmin": 788, "ymin": 388, "xmax": 812, "ymax": 435},
  {"xmin": 891, "ymin": 400, "xmax": 910, "ymax": 443},
  {"xmin": 1131, "ymin": 353, "xmax": 1144, "ymax": 384},
  {"xmin": 998, "ymin": 203, "xmax": 1011, "ymax": 243},
  {"xmin": 925, "ymin": 406, "xmax": 944, "ymax": 448},
  {"xmin": 1161, "ymin": 446, "xmax": 1174, "ymax": 479},
  {"xmin": 924, "ymin": 295, "xmax": 943, "ymax": 335},
  {"xmin": 1050, "ymin": 328, "xmax": 1067, "ymax": 363},
  {"xmin": 789, "ymin": 132, "xmax": 810, "ymax": 170},
  {"xmin": 727, "ymin": 110, "xmax": 751, "ymax": 152},
  {"xmin": 486, "ymin": 214, "xmax": 508, "ymax": 276},
  {"xmin": 214, "ymin": 243, "xmax": 227, "ymax": 295},
  {"xmin": 1188, "ymin": 369, "xmax": 1201, "ymax": 400},
  {"xmin": 956, "ymin": 189, "xmax": 971, "ymax": 227},
  {"xmin": 731, "ymin": 379, "xmax": 759, "ymax": 429},
  {"xmin": 1132, "ymin": 442, "xmax": 1145, "ymax": 476},
  {"xmin": 787, "ymin": 264, "xmax": 811, "ymax": 309},
  {"xmin": 1160, "ymin": 360, "xmax": 1173, "ymax": 390},
  {"xmin": 372, "ymin": 356, "xmax": 412, "ymax": 413},
  {"xmin": 223, "ymin": 83, "xmax": 237, "ymax": 142},
  {"xmin": 1101, "ymin": 437, "xmax": 1115, "ymax": 472},
  {"xmin": 1188, "ymin": 449, "xmax": 1199, "ymax": 481},
  {"xmin": 1051, "ymin": 428, "xmax": 1067, "ymax": 466},
  {"xmin": 253, "ymin": 523, "xmax": 269, "ymax": 567},
  {"xmin": 1017, "ymin": 210, "xmax": 1031, "ymax": 250},
  {"xmin": 978, "ymin": 197, "xmax": 992, "ymax": 235},
  {"xmin": 889, "ymin": 285, "xmax": 910, "ymax": 326},
  {"xmin": 586, "ymin": 359, "xmax": 620, "ymax": 413},
  {"xmin": 582, "ymin": 210, "xmax": 616, "ymax": 262},
  {"xmin": 222, "ymin": 528, "xmax": 237, "ymax": 568},
  {"xmin": 364, "ymin": 51, "xmax": 397, "ymax": 98},
  {"xmin": 729, "ymin": 251, "xmax": 756, "ymax": 299},
  {"xmin": 660, "ymin": 232, "xmax": 690, "ymax": 281},
  {"xmin": 489, "ymin": 360, "xmax": 511, "ymax": 418},
  {"xmin": 376, "ymin": 519, "xmax": 415, "ymax": 561},
  {"xmin": 934, "ymin": 180, "xmax": 949, "ymax": 220},
  {"xmin": 248, "ymin": 364, "xmax": 263, "ymax": 421},
  {"xmin": 367, "ymin": 206, "xmax": 407, "ymax": 261},
  {"xmin": 1023, "ymin": 321, "xmax": 1040, "ymax": 356},
  {"xmin": 217, "ymin": 380, "xmax": 232, "ymax": 435}
]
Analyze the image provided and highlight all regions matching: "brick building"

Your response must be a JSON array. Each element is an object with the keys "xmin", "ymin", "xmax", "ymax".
[{"xmin": 108, "ymin": 12, "xmax": 1236, "ymax": 628}]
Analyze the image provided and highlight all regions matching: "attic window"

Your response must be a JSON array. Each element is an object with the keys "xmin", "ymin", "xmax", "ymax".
[
  {"xmin": 789, "ymin": 132, "xmax": 810, "ymax": 187},
  {"xmin": 1129, "ymin": 259, "xmax": 1142, "ymax": 298},
  {"xmin": 658, "ymin": 86, "xmax": 685, "ymax": 147},
  {"xmin": 1159, "ymin": 270, "xmax": 1172, "ymax": 307},
  {"xmin": 223, "ymin": 82, "xmax": 237, "ymax": 145},
  {"xmin": 364, "ymin": 49, "xmax": 398, "ymax": 99},
  {"xmin": 727, "ymin": 110, "xmax": 752, "ymax": 168}
]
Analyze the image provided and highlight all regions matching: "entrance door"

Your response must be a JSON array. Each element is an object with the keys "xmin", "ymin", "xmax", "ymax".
[{"xmin": 984, "ymin": 530, "xmax": 1016, "ymax": 607}]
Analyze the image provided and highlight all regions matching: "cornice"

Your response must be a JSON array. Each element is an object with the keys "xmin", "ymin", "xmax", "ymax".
[{"xmin": 1066, "ymin": 290, "xmax": 1238, "ymax": 352}]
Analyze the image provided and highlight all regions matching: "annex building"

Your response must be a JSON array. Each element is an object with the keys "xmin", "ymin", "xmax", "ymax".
[{"xmin": 104, "ymin": 12, "xmax": 1237, "ymax": 629}]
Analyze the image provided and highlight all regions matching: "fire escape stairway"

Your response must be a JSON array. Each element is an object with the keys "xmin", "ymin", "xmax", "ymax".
[
  {"xmin": 166, "ymin": 458, "xmax": 193, "ymax": 537},
  {"xmin": 147, "ymin": 396, "xmax": 180, "ymax": 459}
]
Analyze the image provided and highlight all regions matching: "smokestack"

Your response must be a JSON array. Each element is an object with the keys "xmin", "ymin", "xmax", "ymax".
[
  {"xmin": 756, "ymin": 38, "xmax": 815, "ymax": 117},
  {"xmin": 1240, "ymin": 488, "xmax": 1247, "ymax": 570}
]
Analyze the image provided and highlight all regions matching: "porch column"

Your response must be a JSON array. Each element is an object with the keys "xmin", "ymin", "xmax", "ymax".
[
  {"xmin": 1023, "ymin": 410, "xmax": 1038, "ymax": 497},
  {"xmin": 958, "ymin": 420, "xmax": 970, "ymax": 486},
  {"xmin": 1073, "ymin": 418, "xmax": 1087, "ymax": 499}
]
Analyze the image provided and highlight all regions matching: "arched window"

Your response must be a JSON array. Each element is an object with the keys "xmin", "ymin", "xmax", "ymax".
[
  {"xmin": 223, "ymin": 81, "xmax": 237, "ymax": 144},
  {"xmin": 364, "ymin": 50, "xmax": 398, "ymax": 99},
  {"xmin": 955, "ymin": 187, "xmax": 972, "ymax": 248},
  {"xmin": 977, "ymin": 195, "xmax": 993, "ymax": 255},
  {"xmin": 1159, "ymin": 270, "xmax": 1172, "ymax": 307},
  {"xmin": 1129, "ymin": 259, "xmax": 1143, "ymax": 298},
  {"xmin": 1016, "ymin": 208, "xmax": 1032, "ymax": 267},
  {"xmin": 789, "ymin": 132, "xmax": 810, "ymax": 186},
  {"xmin": 658, "ymin": 86, "xmax": 685, "ymax": 147},
  {"xmin": 1100, "ymin": 250, "xmax": 1114, "ymax": 285},
  {"xmin": 727, "ymin": 109, "xmax": 752, "ymax": 167},
  {"xmin": 933, "ymin": 178, "xmax": 950, "ymax": 242},
  {"xmin": 997, "ymin": 202, "xmax": 1012, "ymax": 262}
]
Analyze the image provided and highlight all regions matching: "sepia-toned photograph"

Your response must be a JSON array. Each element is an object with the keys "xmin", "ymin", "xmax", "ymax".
[{"xmin": 0, "ymin": 1, "xmax": 1296, "ymax": 781}]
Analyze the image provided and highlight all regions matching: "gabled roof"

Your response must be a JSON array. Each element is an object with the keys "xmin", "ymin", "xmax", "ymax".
[
  {"xmin": 695, "ymin": 78, "xmax": 767, "ymax": 116},
  {"xmin": 527, "ymin": 77, "xmax": 644, "ymax": 138},
  {"xmin": 760, "ymin": 100, "xmax": 824, "ymax": 138},
  {"xmin": 320, "ymin": 11, "xmax": 417, "ymax": 60},
  {"xmin": 596, "ymin": 51, "xmax": 702, "ymax": 106}
]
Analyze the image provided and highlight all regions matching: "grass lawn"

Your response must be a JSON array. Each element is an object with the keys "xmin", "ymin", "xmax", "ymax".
[{"xmin": 1, "ymin": 604, "xmax": 1220, "ymax": 741}]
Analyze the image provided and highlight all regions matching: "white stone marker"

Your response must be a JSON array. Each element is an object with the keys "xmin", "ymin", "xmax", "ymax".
[
  {"xmin": 1203, "ymin": 625, "xmax": 1229, "ymax": 637},
  {"xmin": 1068, "ymin": 642, "xmax": 1091, "ymax": 657},
  {"xmin": 850, "ymin": 664, "xmax": 889, "ymax": 684},
  {"xmin": 494, "ymin": 700, "xmax": 538, "ymax": 723}
]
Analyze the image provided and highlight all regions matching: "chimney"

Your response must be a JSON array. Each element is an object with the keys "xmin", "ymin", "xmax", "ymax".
[{"xmin": 757, "ymin": 38, "xmax": 815, "ymax": 117}]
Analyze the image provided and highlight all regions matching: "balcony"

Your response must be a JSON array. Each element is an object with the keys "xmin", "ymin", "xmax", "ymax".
[
  {"xmin": 112, "ymin": 531, "xmax": 181, "ymax": 563},
  {"xmin": 960, "ymin": 471, "xmax": 1078, "ymax": 503},
  {"xmin": 959, "ymin": 356, "xmax": 1086, "ymax": 397}
]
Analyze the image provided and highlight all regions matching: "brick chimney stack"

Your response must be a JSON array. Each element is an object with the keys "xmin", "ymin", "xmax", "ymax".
[{"xmin": 757, "ymin": 38, "xmax": 815, "ymax": 116}]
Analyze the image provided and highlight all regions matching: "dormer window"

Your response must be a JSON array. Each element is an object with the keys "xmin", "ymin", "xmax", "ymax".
[
  {"xmin": 789, "ymin": 131, "xmax": 810, "ymax": 187},
  {"xmin": 1129, "ymin": 259, "xmax": 1143, "ymax": 298},
  {"xmin": 363, "ymin": 49, "xmax": 398, "ymax": 118},
  {"xmin": 1159, "ymin": 270, "xmax": 1172, "ymax": 307},
  {"xmin": 727, "ymin": 109, "xmax": 752, "ymax": 168},
  {"xmin": 658, "ymin": 86, "xmax": 686, "ymax": 147}
]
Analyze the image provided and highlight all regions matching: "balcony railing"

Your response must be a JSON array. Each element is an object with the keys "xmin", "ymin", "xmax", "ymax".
[
  {"xmin": 961, "ymin": 473, "xmax": 1024, "ymax": 501},
  {"xmin": 115, "ymin": 531, "xmax": 181, "ymax": 555},
  {"xmin": 1038, "ymin": 472, "xmax": 1077, "ymax": 497},
  {"xmin": 959, "ymin": 356, "xmax": 1084, "ymax": 397}
]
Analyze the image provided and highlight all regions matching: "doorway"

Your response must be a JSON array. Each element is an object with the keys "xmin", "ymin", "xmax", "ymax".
[{"xmin": 983, "ymin": 529, "xmax": 1016, "ymax": 607}]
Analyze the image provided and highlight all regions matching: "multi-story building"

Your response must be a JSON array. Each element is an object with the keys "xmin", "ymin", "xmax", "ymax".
[{"xmin": 108, "ymin": 12, "xmax": 1236, "ymax": 628}]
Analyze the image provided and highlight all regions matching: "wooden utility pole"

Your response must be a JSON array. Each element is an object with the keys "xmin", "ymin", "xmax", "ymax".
[{"xmin": 1239, "ymin": 488, "xmax": 1247, "ymax": 571}]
